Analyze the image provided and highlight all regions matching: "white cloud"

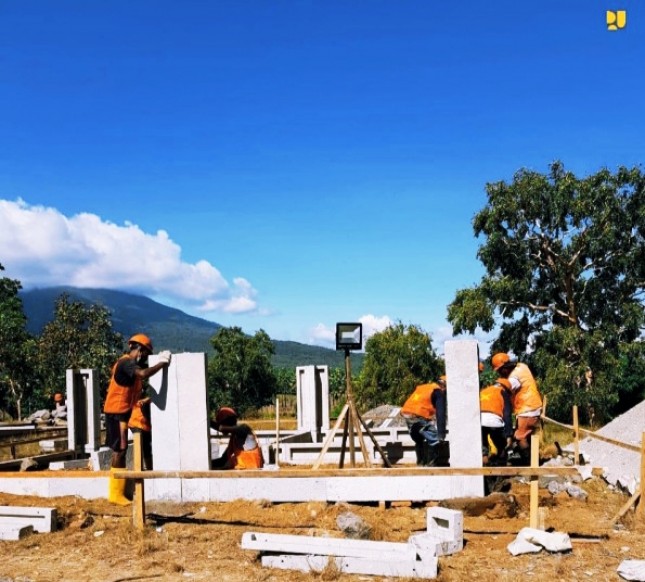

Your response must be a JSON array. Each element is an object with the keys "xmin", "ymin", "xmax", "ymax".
[
  {"xmin": 0, "ymin": 198, "xmax": 260, "ymax": 315},
  {"xmin": 358, "ymin": 314, "xmax": 393, "ymax": 339}
]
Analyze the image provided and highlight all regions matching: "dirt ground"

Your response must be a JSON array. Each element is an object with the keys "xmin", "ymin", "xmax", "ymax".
[{"xmin": 0, "ymin": 474, "xmax": 643, "ymax": 582}]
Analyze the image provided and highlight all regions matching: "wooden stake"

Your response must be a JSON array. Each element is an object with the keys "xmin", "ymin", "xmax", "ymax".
[
  {"xmin": 638, "ymin": 432, "xmax": 645, "ymax": 518},
  {"xmin": 610, "ymin": 488, "xmax": 641, "ymax": 525},
  {"xmin": 312, "ymin": 403, "xmax": 349, "ymax": 470},
  {"xmin": 275, "ymin": 398, "xmax": 280, "ymax": 468},
  {"xmin": 132, "ymin": 431, "xmax": 145, "ymax": 530},
  {"xmin": 573, "ymin": 405, "xmax": 580, "ymax": 465},
  {"xmin": 529, "ymin": 434, "xmax": 540, "ymax": 529}
]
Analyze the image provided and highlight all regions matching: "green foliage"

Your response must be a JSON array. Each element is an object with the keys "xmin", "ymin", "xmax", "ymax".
[
  {"xmin": 36, "ymin": 293, "xmax": 124, "ymax": 400},
  {"xmin": 355, "ymin": 322, "xmax": 443, "ymax": 410},
  {"xmin": 274, "ymin": 367, "xmax": 297, "ymax": 394},
  {"xmin": 207, "ymin": 326, "xmax": 277, "ymax": 416},
  {"xmin": 0, "ymin": 264, "xmax": 37, "ymax": 419},
  {"xmin": 448, "ymin": 161, "xmax": 645, "ymax": 422}
]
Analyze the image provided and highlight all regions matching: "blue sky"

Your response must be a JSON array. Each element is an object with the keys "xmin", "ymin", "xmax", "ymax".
[{"xmin": 0, "ymin": 1, "xmax": 643, "ymax": 354}]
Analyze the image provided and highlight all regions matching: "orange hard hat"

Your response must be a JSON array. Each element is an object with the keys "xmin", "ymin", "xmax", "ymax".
[
  {"xmin": 491, "ymin": 352, "xmax": 510, "ymax": 371},
  {"xmin": 128, "ymin": 333, "xmax": 153, "ymax": 354},
  {"xmin": 495, "ymin": 378, "xmax": 512, "ymax": 390},
  {"xmin": 478, "ymin": 362, "xmax": 484, "ymax": 373},
  {"xmin": 215, "ymin": 407, "xmax": 238, "ymax": 425},
  {"xmin": 54, "ymin": 393, "xmax": 64, "ymax": 402}
]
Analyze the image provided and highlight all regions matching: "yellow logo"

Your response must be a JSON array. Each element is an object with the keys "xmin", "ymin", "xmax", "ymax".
[{"xmin": 607, "ymin": 10, "xmax": 627, "ymax": 30}]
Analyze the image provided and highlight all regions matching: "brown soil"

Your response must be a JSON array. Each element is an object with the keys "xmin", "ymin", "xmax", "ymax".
[{"xmin": 0, "ymin": 475, "xmax": 642, "ymax": 582}]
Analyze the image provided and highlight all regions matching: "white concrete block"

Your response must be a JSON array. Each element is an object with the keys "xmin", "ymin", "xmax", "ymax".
[
  {"xmin": 444, "ymin": 340, "xmax": 484, "ymax": 497},
  {"xmin": 241, "ymin": 531, "xmax": 417, "ymax": 560},
  {"xmin": 261, "ymin": 554, "xmax": 437, "ymax": 579},
  {"xmin": 49, "ymin": 459, "xmax": 90, "ymax": 471},
  {"xmin": 149, "ymin": 353, "xmax": 211, "ymax": 472},
  {"xmin": 427, "ymin": 506, "xmax": 463, "ymax": 554},
  {"xmin": 0, "ymin": 506, "xmax": 56, "ymax": 533},
  {"xmin": 0, "ymin": 524, "xmax": 34, "ymax": 540}
]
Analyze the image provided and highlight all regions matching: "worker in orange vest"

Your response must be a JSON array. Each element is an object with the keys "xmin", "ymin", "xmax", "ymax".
[
  {"xmin": 400, "ymin": 376, "xmax": 448, "ymax": 467},
  {"xmin": 479, "ymin": 378, "xmax": 513, "ymax": 466},
  {"xmin": 103, "ymin": 333, "xmax": 171, "ymax": 505},
  {"xmin": 210, "ymin": 407, "xmax": 264, "ymax": 470},
  {"xmin": 491, "ymin": 352, "xmax": 543, "ymax": 465}
]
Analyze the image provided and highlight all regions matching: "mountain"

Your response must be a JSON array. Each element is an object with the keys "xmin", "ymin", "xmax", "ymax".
[{"xmin": 19, "ymin": 286, "xmax": 358, "ymax": 369}]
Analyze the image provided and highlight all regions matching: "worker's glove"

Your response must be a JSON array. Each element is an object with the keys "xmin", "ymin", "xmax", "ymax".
[{"xmin": 157, "ymin": 350, "xmax": 172, "ymax": 365}]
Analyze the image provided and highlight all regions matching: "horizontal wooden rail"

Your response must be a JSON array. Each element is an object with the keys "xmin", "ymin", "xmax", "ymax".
[
  {"xmin": 543, "ymin": 415, "xmax": 640, "ymax": 453},
  {"xmin": 114, "ymin": 465, "xmax": 599, "ymax": 480}
]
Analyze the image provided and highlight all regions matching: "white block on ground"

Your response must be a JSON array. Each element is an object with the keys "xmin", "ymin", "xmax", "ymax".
[
  {"xmin": 261, "ymin": 554, "xmax": 437, "ymax": 579},
  {"xmin": 618, "ymin": 559, "xmax": 645, "ymax": 581},
  {"xmin": 0, "ymin": 524, "xmax": 33, "ymax": 540},
  {"xmin": 0, "ymin": 506, "xmax": 56, "ymax": 533},
  {"xmin": 241, "ymin": 531, "xmax": 417, "ymax": 561},
  {"xmin": 425, "ymin": 506, "xmax": 463, "ymax": 555}
]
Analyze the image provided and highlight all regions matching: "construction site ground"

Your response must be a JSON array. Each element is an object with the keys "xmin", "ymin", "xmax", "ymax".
[{"xmin": 0, "ymin": 472, "xmax": 642, "ymax": 582}]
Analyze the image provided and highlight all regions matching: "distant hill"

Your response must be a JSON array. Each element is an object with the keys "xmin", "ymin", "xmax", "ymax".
[{"xmin": 19, "ymin": 286, "xmax": 358, "ymax": 369}]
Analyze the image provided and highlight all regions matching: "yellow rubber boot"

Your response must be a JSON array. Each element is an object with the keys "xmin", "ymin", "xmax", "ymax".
[{"xmin": 108, "ymin": 468, "xmax": 131, "ymax": 506}]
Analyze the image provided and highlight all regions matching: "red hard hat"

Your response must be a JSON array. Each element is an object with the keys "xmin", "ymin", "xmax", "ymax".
[
  {"xmin": 215, "ymin": 407, "xmax": 238, "ymax": 425},
  {"xmin": 491, "ymin": 353, "xmax": 510, "ymax": 371},
  {"xmin": 128, "ymin": 333, "xmax": 153, "ymax": 354}
]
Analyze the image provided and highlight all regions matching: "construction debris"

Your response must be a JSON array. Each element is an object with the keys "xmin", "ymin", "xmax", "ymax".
[
  {"xmin": 507, "ymin": 527, "xmax": 572, "ymax": 555},
  {"xmin": 241, "ymin": 506, "xmax": 463, "ymax": 579}
]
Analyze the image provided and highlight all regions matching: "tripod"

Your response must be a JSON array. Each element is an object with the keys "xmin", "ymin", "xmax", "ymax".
[{"xmin": 312, "ymin": 348, "xmax": 392, "ymax": 469}]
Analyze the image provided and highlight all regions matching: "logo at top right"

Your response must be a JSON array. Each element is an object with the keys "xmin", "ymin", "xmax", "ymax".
[{"xmin": 607, "ymin": 10, "xmax": 627, "ymax": 30}]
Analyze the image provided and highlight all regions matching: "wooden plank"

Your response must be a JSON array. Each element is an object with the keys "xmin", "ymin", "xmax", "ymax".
[
  {"xmin": 610, "ymin": 488, "xmax": 641, "ymax": 525},
  {"xmin": 132, "ymin": 431, "xmax": 145, "ymax": 530},
  {"xmin": 639, "ymin": 433, "xmax": 645, "ymax": 518},
  {"xmin": 542, "ymin": 416, "xmax": 640, "ymax": 453},
  {"xmin": 529, "ymin": 434, "xmax": 540, "ymax": 529},
  {"xmin": 573, "ymin": 405, "xmax": 580, "ymax": 465},
  {"xmin": 114, "ymin": 465, "xmax": 592, "ymax": 480},
  {"xmin": 312, "ymin": 404, "xmax": 349, "ymax": 470}
]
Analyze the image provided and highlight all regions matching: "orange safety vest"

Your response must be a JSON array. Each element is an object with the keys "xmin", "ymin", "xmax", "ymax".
[
  {"xmin": 225, "ymin": 428, "xmax": 264, "ymax": 469},
  {"xmin": 480, "ymin": 384, "xmax": 505, "ymax": 417},
  {"xmin": 104, "ymin": 355, "xmax": 142, "ymax": 414},
  {"xmin": 401, "ymin": 383, "xmax": 441, "ymax": 420},
  {"xmin": 128, "ymin": 399, "xmax": 151, "ymax": 432},
  {"xmin": 510, "ymin": 362, "xmax": 542, "ymax": 414}
]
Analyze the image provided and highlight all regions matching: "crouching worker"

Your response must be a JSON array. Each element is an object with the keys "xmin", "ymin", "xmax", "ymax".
[
  {"xmin": 400, "ymin": 376, "xmax": 448, "ymax": 467},
  {"xmin": 210, "ymin": 407, "xmax": 264, "ymax": 470},
  {"xmin": 480, "ymin": 378, "xmax": 513, "ymax": 466}
]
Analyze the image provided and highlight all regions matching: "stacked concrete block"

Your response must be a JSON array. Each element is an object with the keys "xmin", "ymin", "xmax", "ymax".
[{"xmin": 296, "ymin": 365, "xmax": 330, "ymax": 442}]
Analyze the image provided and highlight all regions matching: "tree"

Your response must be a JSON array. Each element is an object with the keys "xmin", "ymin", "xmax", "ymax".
[
  {"xmin": 0, "ymin": 263, "xmax": 37, "ymax": 419},
  {"xmin": 448, "ymin": 161, "xmax": 645, "ymax": 423},
  {"xmin": 355, "ymin": 322, "xmax": 443, "ymax": 410},
  {"xmin": 36, "ymin": 294, "xmax": 124, "ymax": 401},
  {"xmin": 207, "ymin": 326, "xmax": 277, "ymax": 416}
]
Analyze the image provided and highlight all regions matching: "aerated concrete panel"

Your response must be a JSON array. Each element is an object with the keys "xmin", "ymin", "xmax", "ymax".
[
  {"xmin": 444, "ymin": 340, "xmax": 484, "ymax": 497},
  {"xmin": 296, "ymin": 366, "xmax": 330, "ymax": 442},
  {"xmin": 66, "ymin": 368, "xmax": 101, "ymax": 454},
  {"xmin": 148, "ymin": 352, "xmax": 211, "ymax": 471}
]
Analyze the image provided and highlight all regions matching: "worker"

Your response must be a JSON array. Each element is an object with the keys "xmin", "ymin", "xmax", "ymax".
[
  {"xmin": 480, "ymin": 378, "xmax": 513, "ymax": 466},
  {"xmin": 103, "ymin": 334, "xmax": 171, "ymax": 505},
  {"xmin": 51, "ymin": 393, "xmax": 67, "ymax": 425},
  {"xmin": 400, "ymin": 376, "xmax": 448, "ymax": 467},
  {"xmin": 491, "ymin": 352, "xmax": 543, "ymax": 466},
  {"xmin": 128, "ymin": 386, "xmax": 153, "ymax": 470},
  {"xmin": 210, "ymin": 407, "xmax": 264, "ymax": 470}
]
